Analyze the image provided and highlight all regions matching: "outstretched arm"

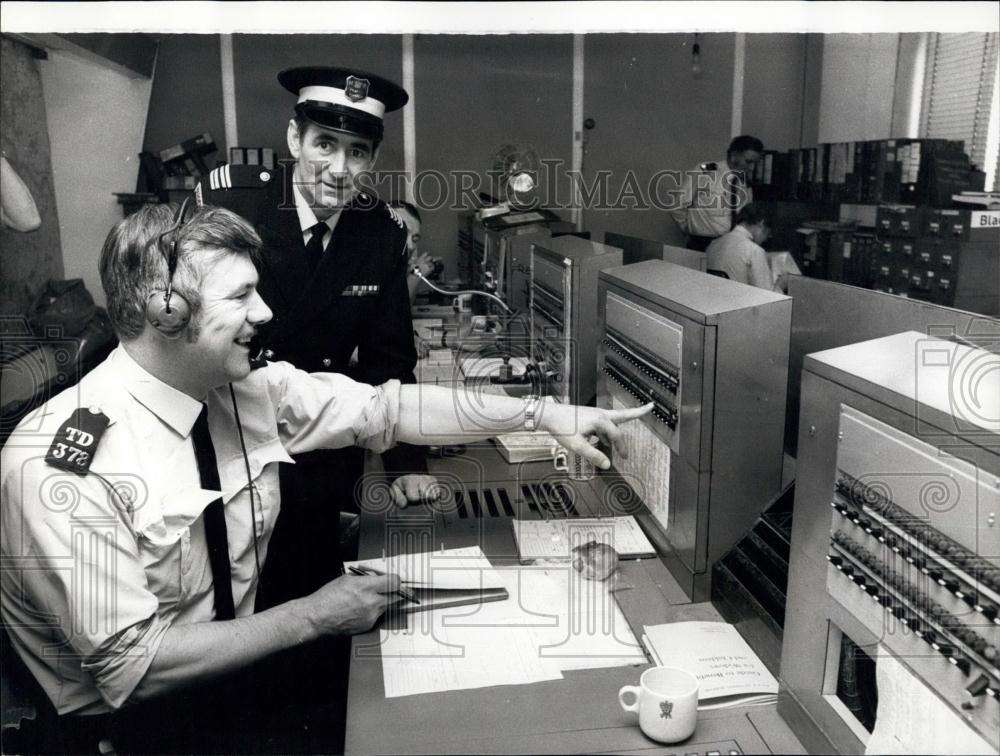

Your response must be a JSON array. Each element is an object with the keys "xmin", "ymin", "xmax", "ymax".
[{"xmin": 394, "ymin": 384, "xmax": 652, "ymax": 470}]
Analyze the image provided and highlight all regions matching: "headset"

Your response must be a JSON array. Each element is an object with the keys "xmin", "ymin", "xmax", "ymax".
[{"xmin": 145, "ymin": 197, "xmax": 195, "ymax": 338}]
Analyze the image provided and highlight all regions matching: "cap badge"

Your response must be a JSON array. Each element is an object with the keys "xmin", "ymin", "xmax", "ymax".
[{"xmin": 345, "ymin": 76, "xmax": 370, "ymax": 103}]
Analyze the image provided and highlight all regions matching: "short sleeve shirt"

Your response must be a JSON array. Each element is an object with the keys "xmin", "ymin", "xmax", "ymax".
[{"xmin": 0, "ymin": 347, "xmax": 400, "ymax": 714}]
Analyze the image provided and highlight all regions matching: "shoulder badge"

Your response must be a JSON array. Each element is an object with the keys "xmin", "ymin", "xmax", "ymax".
[
  {"xmin": 45, "ymin": 407, "xmax": 110, "ymax": 476},
  {"xmin": 385, "ymin": 204, "xmax": 405, "ymax": 230},
  {"xmin": 205, "ymin": 164, "xmax": 273, "ymax": 194}
]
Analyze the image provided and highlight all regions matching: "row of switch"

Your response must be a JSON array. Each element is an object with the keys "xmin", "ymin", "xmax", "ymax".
[
  {"xmin": 833, "ymin": 531, "xmax": 999, "ymax": 666},
  {"xmin": 830, "ymin": 501, "xmax": 1000, "ymax": 623},
  {"xmin": 602, "ymin": 366, "xmax": 678, "ymax": 430},
  {"xmin": 835, "ymin": 478, "xmax": 1000, "ymax": 591},
  {"xmin": 828, "ymin": 553, "xmax": 991, "ymax": 677},
  {"xmin": 602, "ymin": 335, "xmax": 680, "ymax": 393}
]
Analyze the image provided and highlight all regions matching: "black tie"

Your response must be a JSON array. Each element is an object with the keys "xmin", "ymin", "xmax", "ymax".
[
  {"xmin": 191, "ymin": 404, "xmax": 236, "ymax": 620},
  {"xmin": 304, "ymin": 221, "xmax": 327, "ymax": 272},
  {"xmin": 728, "ymin": 173, "xmax": 738, "ymax": 230}
]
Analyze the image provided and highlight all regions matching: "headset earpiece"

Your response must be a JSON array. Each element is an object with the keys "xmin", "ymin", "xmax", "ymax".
[
  {"xmin": 146, "ymin": 198, "xmax": 194, "ymax": 337},
  {"xmin": 145, "ymin": 288, "xmax": 191, "ymax": 338}
]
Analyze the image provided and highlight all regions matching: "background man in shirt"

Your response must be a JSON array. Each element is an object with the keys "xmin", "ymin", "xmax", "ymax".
[
  {"xmin": 0, "ymin": 203, "xmax": 648, "ymax": 753},
  {"xmin": 670, "ymin": 134, "xmax": 764, "ymax": 251},
  {"xmin": 706, "ymin": 202, "xmax": 788, "ymax": 293}
]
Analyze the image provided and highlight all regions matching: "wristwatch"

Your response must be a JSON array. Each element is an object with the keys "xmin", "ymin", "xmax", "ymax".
[{"xmin": 523, "ymin": 395, "xmax": 543, "ymax": 432}]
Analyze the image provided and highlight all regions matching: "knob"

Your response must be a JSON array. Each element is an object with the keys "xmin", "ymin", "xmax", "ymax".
[{"xmin": 965, "ymin": 674, "xmax": 991, "ymax": 698}]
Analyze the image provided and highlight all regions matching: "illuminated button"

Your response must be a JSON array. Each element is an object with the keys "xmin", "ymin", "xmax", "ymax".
[
  {"xmin": 941, "ymin": 255, "xmax": 952, "ymax": 268},
  {"xmin": 321, "ymin": 358, "xmax": 332, "ymax": 368}
]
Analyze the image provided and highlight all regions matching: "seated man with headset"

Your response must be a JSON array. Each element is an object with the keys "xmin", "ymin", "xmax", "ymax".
[{"xmin": 0, "ymin": 202, "xmax": 649, "ymax": 754}]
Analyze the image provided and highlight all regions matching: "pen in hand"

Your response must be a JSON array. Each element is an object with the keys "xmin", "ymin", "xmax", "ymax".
[{"xmin": 348, "ymin": 565, "xmax": 421, "ymax": 605}]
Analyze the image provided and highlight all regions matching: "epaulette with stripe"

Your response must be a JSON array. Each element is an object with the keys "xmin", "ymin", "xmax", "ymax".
[
  {"xmin": 384, "ymin": 204, "xmax": 405, "ymax": 230},
  {"xmin": 196, "ymin": 164, "xmax": 274, "ymax": 207}
]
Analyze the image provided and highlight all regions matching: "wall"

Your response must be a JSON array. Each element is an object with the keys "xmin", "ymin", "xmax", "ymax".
[
  {"xmin": 743, "ymin": 34, "xmax": 809, "ymax": 151},
  {"xmin": 41, "ymin": 48, "xmax": 154, "ymax": 307},
  {"xmin": 0, "ymin": 37, "xmax": 64, "ymax": 317},
  {"xmin": 817, "ymin": 34, "xmax": 899, "ymax": 143},
  {"xmin": 583, "ymin": 33, "xmax": 735, "ymax": 246},
  {"xmin": 415, "ymin": 34, "xmax": 574, "ymax": 271},
  {"xmin": 142, "ymin": 35, "xmax": 225, "ymax": 159}
]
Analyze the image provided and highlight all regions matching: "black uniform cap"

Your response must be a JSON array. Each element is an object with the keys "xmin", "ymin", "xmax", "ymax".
[{"xmin": 279, "ymin": 66, "xmax": 408, "ymax": 144}]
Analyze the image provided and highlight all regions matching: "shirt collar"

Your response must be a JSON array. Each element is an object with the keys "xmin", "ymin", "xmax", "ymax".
[
  {"xmin": 113, "ymin": 346, "xmax": 204, "ymax": 437},
  {"xmin": 292, "ymin": 183, "xmax": 342, "ymax": 236},
  {"xmin": 733, "ymin": 224, "xmax": 754, "ymax": 241}
]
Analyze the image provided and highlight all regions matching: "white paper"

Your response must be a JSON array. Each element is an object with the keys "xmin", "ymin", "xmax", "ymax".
[
  {"xmin": 459, "ymin": 356, "xmax": 529, "ymax": 378},
  {"xmin": 347, "ymin": 546, "xmax": 505, "ymax": 590},
  {"xmin": 512, "ymin": 516, "xmax": 655, "ymax": 561},
  {"xmin": 642, "ymin": 621, "xmax": 777, "ymax": 708},
  {"xmin": 611, "ymin": 396, "xmax": 670, "ymax": 532},
  {"xmin": 412, "ymin": 317, "xmax": 444, "ymax": 340},
  {"xmin": 379, "ymin": 564, "xmax": 645, "ymax": 698},
  {"xmin": 766, "ymin": 250, "xmax": 802, "ymax": 287},
  {"xmin": 865, "ymin": 647, "xmax": 995, "ymax": 755}
]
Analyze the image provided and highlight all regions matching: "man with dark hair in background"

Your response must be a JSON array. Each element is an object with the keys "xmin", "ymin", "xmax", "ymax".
[
  {"xmin": 197, "ymin": 67, "xmax": 439, "ymax": 614},
  {"xmin": 706, "ymin": 201, "xmax": 788, "ymax": 293},
  {"xmin": 391, "ymin": 200, "xmax": 444, "ymax": 303},
  {"xmin": 670, "ymin": 134, "xmax": 764, "ymax": 251}
]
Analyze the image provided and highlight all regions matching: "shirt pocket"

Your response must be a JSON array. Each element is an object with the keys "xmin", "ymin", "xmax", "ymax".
[
  {"xmin": 137, "ymin": 488, "xmax": 217, "ymax": 611},
  {"xmin": 219, "ymin": 438, "xmax": 291, "ymax": 562}
]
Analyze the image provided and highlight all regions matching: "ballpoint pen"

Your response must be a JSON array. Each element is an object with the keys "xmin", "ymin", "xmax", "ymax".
[{"xmin": 348, "ymin": 565, "xmax": 421, "ymax": 604}]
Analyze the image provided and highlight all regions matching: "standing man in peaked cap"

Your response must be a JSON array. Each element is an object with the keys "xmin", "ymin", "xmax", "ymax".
[{"xmin": 197, "ymin": 67, "xmax": 438, "ymax": 613}]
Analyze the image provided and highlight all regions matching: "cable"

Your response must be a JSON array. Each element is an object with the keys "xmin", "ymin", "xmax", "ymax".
[
  {"xmin": 229, "ymin": 384, "xmax": 263, "ymax": 592},
  {"xmin": 409, "ymin": 266, "xmax": 513, "ymax": 314}
]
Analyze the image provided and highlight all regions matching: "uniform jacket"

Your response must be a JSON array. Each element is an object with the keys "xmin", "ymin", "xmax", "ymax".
[{"xmin": 197, "ymin": 163, "xmax": 425, "ymax": 476}]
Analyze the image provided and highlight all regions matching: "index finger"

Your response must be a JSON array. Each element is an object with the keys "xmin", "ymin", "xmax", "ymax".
[{"xmin": 605, "ymin": 403, "xmax": 653, "ymax": 425}]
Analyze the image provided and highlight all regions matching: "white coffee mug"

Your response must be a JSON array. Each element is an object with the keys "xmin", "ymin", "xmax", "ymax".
[
  {"xmin": 618, "ymin": 666, "xmax": 698, "ymax": 744},
  {"xmin": 551, "ymin": 444, "xmax": 596, "ymax": 481}
]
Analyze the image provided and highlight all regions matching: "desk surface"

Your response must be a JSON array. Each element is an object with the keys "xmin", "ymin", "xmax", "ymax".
[{"xmin": 345, "ymin": 444, "xmax": 807, "ymax": 755}]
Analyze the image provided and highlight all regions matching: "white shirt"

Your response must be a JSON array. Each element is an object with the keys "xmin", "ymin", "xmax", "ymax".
[
  {"xmin": 293, "ymin": 182, "xmax": 342, "ymax": 249},
  {"xmin": 0, "ymin": 347, "xmax": 400, "ymax": 714},
  {"xmin": 706, "ymin": 225, "xmax": 779, "ymax": 292},
  {"xmin": 669, "ymin": 159, "xmax": 752, "ymax": 239}
]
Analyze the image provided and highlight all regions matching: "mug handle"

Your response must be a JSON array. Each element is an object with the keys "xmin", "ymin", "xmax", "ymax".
[
  {"xmin": 618, "ymin": 685, "xmax": 641, "ymax": 713},
  {"xmin": 552, "ymin": 451, "xmax": 568, "ymax": 472}
]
